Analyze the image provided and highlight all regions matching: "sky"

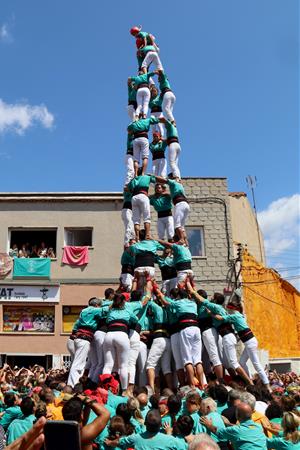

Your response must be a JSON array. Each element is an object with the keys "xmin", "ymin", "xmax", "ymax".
[{"xmin": 0, "ymin": 0, "xmax": 299, "ymax": 284}]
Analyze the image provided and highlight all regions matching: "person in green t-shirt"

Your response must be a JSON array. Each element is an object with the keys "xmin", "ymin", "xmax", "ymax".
[
  {"xmin": 127, "ymin": 78, "xmax": 137, "ymax": 122},
  {"xmin": 121, "ymin": 189, "xmax": 135, "ymax": 245},
  {"xmin": 150, "ymin": 183, "xmax": 174, "ymax": 240},
  {"xmin": 150, "ymin": 132, "xmax": 168, "ymax": 178},
  {"xmin": 127, "ymin": 173, "xmax": 157, "ymax": 240},
  {"xmin": 149, "ymin": 85, "xmax": 164, "ymax": 136},
  {"xmin": 124, "ymin": 134, "xmax": 134, "ymax": 185},
  {"xmin": 128, "ymin": 72, "xmax": 157, "ymax": 119},
  {"xmin": 158, "ymin": 72, "xmax": 176, "ymax": 125}
]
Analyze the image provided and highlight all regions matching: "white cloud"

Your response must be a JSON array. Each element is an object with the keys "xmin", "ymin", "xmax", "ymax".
[
  {"xmin": 0, "ymin": 99, "xmax": 54, "ymax": 135},
  {"xmin": 258, "ymin": 194, "xmax": 300, "ymax": 256},
  {"xmin": 0, "ymin": 23, "xmax": 12, "ymax": 43}
]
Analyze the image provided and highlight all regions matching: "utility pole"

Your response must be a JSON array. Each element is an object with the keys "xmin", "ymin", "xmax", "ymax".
[{"xmin": 246, "ymin": 175, "xmax": 264, "ymax": 263}]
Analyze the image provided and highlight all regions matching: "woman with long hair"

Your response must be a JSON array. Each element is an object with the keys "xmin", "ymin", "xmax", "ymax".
[{"xmin": 267, "ymin": 412, "xmax": 300, "ymax": 449}]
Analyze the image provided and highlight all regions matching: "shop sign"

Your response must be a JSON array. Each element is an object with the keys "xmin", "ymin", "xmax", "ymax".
[{"xmin": 0, "ymin": 285, "xmax": 60, "ymax": 303}]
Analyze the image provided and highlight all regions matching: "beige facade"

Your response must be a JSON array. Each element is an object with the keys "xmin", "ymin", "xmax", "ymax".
[
  {"xmin": 0, "ymin": 179, "xmax": 234, "ymax": 368},
  {"xmin": 229, "ymin": 192, "xmax": 266, "ymax": 265}
]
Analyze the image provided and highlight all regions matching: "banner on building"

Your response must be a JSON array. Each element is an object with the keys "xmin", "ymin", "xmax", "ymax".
[
  {"xmin": 62, "ymin": 246, "xmax": 89, "ymax": 266},
  {"xmin": 13, "ymin": 258, "xmax": 51, "ymax": 279},
  {"xmin": 3, "ymin": 305, "xmax": 55, "ymax": 333},
  {"xmin": 0, "ymin": 284, "xmax": 60, "ymax": 303},
  {"xmin": 0, "ymin": 254, "xmax": 13, "ymax": 279}
]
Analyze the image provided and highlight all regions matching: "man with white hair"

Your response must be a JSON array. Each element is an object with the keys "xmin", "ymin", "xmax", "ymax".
[
  {"xmin": 200, "ymin": 398, "xmax": 227, "ymax": 450},
  {"xmin": 188, "ymin": 434, "xmax": 220, "ymax": 450}
]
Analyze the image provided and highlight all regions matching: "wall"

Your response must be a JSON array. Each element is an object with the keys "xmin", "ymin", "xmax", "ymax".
[
  {"xmin": 229, "ymin": 193, "xmax": 266, "ymax": 265},
  {"xmin": 0, "ymin": 199, "xmax": 124, "ymax": 282},
  {"xmin": 242, "ymin": 251, "xmax": 300, "ymax": 359}
]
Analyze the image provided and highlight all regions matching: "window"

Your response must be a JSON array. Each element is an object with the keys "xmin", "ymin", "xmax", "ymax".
[
  {"xmin": 3, "ymin": 306, "xmax": 55, "ymax": 333},
  {"xmin": 186, "ymin": 227, "xmax": 205, "ymax": 257},
  {"xmin": 9, "ymin": 228, "xmax": 57, "ymax": 258},
  {"xmin": 64, "ymin": 228, "xmax": 93, "ymax": 246},
  {"xmin": 62, "ymin": 305, "xmax": 84, "ymax": 333}
]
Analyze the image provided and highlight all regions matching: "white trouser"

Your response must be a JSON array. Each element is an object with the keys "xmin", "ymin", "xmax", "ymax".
[
  {"xmin": 135, "ymin": 266, "xmax": 155, "ymax": 291},
  {"xmin": 168, "ymin": 142, "xmax": 181, "ymax": 179},
  {"xmin": 120, "ymin": 273, "xmax": 134, "ymax": 291},
  {"xmin": 136, "ymin": 87, "xmax": 150, "ymax": 117},
  {"xmin": 177, "ymin": 269, "xmax": 194, "ymax": 286},
  {"xmin": 202, "ymin": 327, "xmax": 222, "ymax": 368},
  {"xmin": 174, "ymin": 201, "xmax": 190, "ymax": 230},
  {"xmin": 87, "ymin": 339, "xmax": 98, "ymax": 382},
  {"xmin": 222, "ymin": 333, "xmax": 239, "ymax": 369},
  {"xmin": 121, "ymin": 208, "xmax": 135, "ymax": 244},
  {"xmin": 150, "ymin": 112, "xmax": 164, "ymax": 136},
  {"xmin": 157, "ymin": 215, "xmax": 174, "ymax": 239},
  {"xmin": 103, "ymin": 331, "xmax": 130, "ymax": 390},
  {"xmin": 88, "ymin": 330, "xmax": 106, "ymax": 383},
  {"xmin": 141, "ymin": 51, "xmax": 163, "ymax": 71},
  {"xmin": 146, "ymin": 337, "xmax": 171, "ymax": 374},
  {"xmin": 127, "ymin": 104, "xmax": 136, "ymax": 121},
  {"xmin": 162, "ymin": 91, "xmax": 176, "ymax": 122},
  {"xmin": 152, "ymin": 158, "xmax": 167, "ymax": 178},
  {"xmin": 133, "ymin": 137, "xmax": 149, "ymax": 164},
  {"xmin": 67, "ymin": 338, "xmax": 90, "ymax": 387},
  {"xmin": 179, "ymin": 326, "xmax": 202, "ymax": 366},
  {"xmin": 137, "ymin": 341, "xmax": 149, "ymax": 386},
  {"xmin": 240, "ymin": 337, "xmax": 269, "ymax": 385},
  {"xmin": 128, "ymin": 330, "xmax": 141, "ymax": 384},
  {"xmin": 124, "ymin": 154, "xmax": 134, "ymax": 185},
  {"xmin": 132, "ymin": 194, "xmax": 151, "ymax": 224},
  {"xmin": 171, "ymin": 332, "xmax": 184, "ymax": 370},
  {"xmin": 161, "ymin": 277, "xmax": 177, "ymax": 296},
  {"xmin": 67, "ymin": 338, "xmax": 75, "ymax": 362}
]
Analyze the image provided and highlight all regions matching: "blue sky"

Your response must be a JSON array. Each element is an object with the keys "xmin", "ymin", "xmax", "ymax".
[{"xmin": 0, "ymin": 0, "xmax": 299, "ymax": 281}]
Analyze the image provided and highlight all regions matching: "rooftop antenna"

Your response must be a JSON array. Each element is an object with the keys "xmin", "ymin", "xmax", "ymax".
[{"xmin": 246, "ymin": 175, "xmax": 263, "ymax": 263}]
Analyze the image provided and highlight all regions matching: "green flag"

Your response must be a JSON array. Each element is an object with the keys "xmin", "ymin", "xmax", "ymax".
[{"xmin": 13, "ymin": 258, "xmax": 51, "ymax": 279}]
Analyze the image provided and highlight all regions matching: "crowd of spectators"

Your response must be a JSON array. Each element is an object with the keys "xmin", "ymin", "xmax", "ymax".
[
  {"xmin": 0, "ymin": 362, "xmax": 299, "ymax": 449},
  {"xmin": 9, "ymin": 243, "xmax": 56, "ymax": 259}
]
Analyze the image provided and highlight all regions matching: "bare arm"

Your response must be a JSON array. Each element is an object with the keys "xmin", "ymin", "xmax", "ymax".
[
  {"xmin": 81, "ymin": 402, "xmax": 110, "ymax": 444},
  {"xmin": 157, "ymin": 239, "xmax": 173, "ymax": 248}
]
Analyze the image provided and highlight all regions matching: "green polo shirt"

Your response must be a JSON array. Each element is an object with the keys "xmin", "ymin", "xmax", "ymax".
[
  {"xmin": 128, "ymin": 83, "xmax": 136, "ymax": 102},
  {"xmin": 123, "ymin": 190, "xmax": 132, "ymax": 204},
  {"xmin": 131, "ymin": 72, "xmax": 156, "ymax": 87},
  {"xmin": 106, "ymin": 307, "xmax": 138, "ymax": 326},
  {"xmin": 167, "ymin": 179, "xmax": 185, "ymax": 199},
  {"xmin": 166, "ymin": 297, "xmax": 198, "ymax": 317},
  {"xmin": 172, "ymin": 244, "xmax": 192, "ymax": 265},
  {"xmin": 128, "ymin": 117, "xmax": 159, "ymax": 134},
  {"xmin": 201, "ymin": 300, "xmax": 227, "ymax": 329},
  {"xmin": 216, "ymin": 419, "xmax": 267, "ymax": 450},
  {"xmin": 149, "ymin": 94, "xmax": 163, "ymax": 111},
  {"xmin": 165, "ymin": 121, "xmax": 179, "ymax": 139},
  {"xmin": 126, "ymin": 134, "xmax": 134, "ymax": 154},
  {"xmin": 120, "ymin": 250, "xmax": 135, "ymax": 267},
  {"xmin": 149, "ymin": 140, "xmax": 167, "ymax": 157},
  {"xmin": 127, "ymin": 174, "xmax": 156, "ymax": 194},
  {"xmin": 148, "ymin": 300, "xmax": 168, "ymax": 325},
  {"xmin": 267, "ymin": 437, "xmax": 300, "ymax": 449},
  {"xmin": 222, "ymin": 311, "xmax": 249, "ymax": 332},
  {"xmin": 7, "ymin": 414, "xmax": 36, "ymax": 444},
  {"xmin": 159, "ymin": 72, "xmax": 172, "ymax": 92},
  {"xmin": 119, "ymin": 431, "xmax": 179, "ymax": 450},
  {"xmin": 150, "ymin": 193, "xmax": 172, "ymax": 212},
  {"xmin": 156, "ymin": 255, "xmax": 175, "ymax": 269},
  {"xmin": 130, "ymin": 239, "xmax": 164, "ymax": 256},
  {"xmin": 0, "ymin": 405, "xmax": 22, "ymax": 430},
  {"xmin": 77, "ymin": 306, "xmax": 106, "ymax": 332}
]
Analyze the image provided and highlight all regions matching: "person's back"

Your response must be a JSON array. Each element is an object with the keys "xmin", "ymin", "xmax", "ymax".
[
  {"xmin": 0, "ymin": 393, "xmax": 22, "ymax": 431},
  {"xmin": 7, "ymin": 397, "xmax": 35, "ymax": 444}
]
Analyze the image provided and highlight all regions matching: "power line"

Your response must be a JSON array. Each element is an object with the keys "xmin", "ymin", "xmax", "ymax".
[{"xmin": 243, "ymin": 285, "xmax": 299, "ymax": 317}]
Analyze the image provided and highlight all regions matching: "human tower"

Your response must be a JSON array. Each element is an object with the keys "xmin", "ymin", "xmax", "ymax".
[
  {"xmin": 121, "ymin": 25, "xmax": 191, "ymax": 264},
  {"xmin": 67, "ymin": 27, "xmax": 270, "ymax": 395}
]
